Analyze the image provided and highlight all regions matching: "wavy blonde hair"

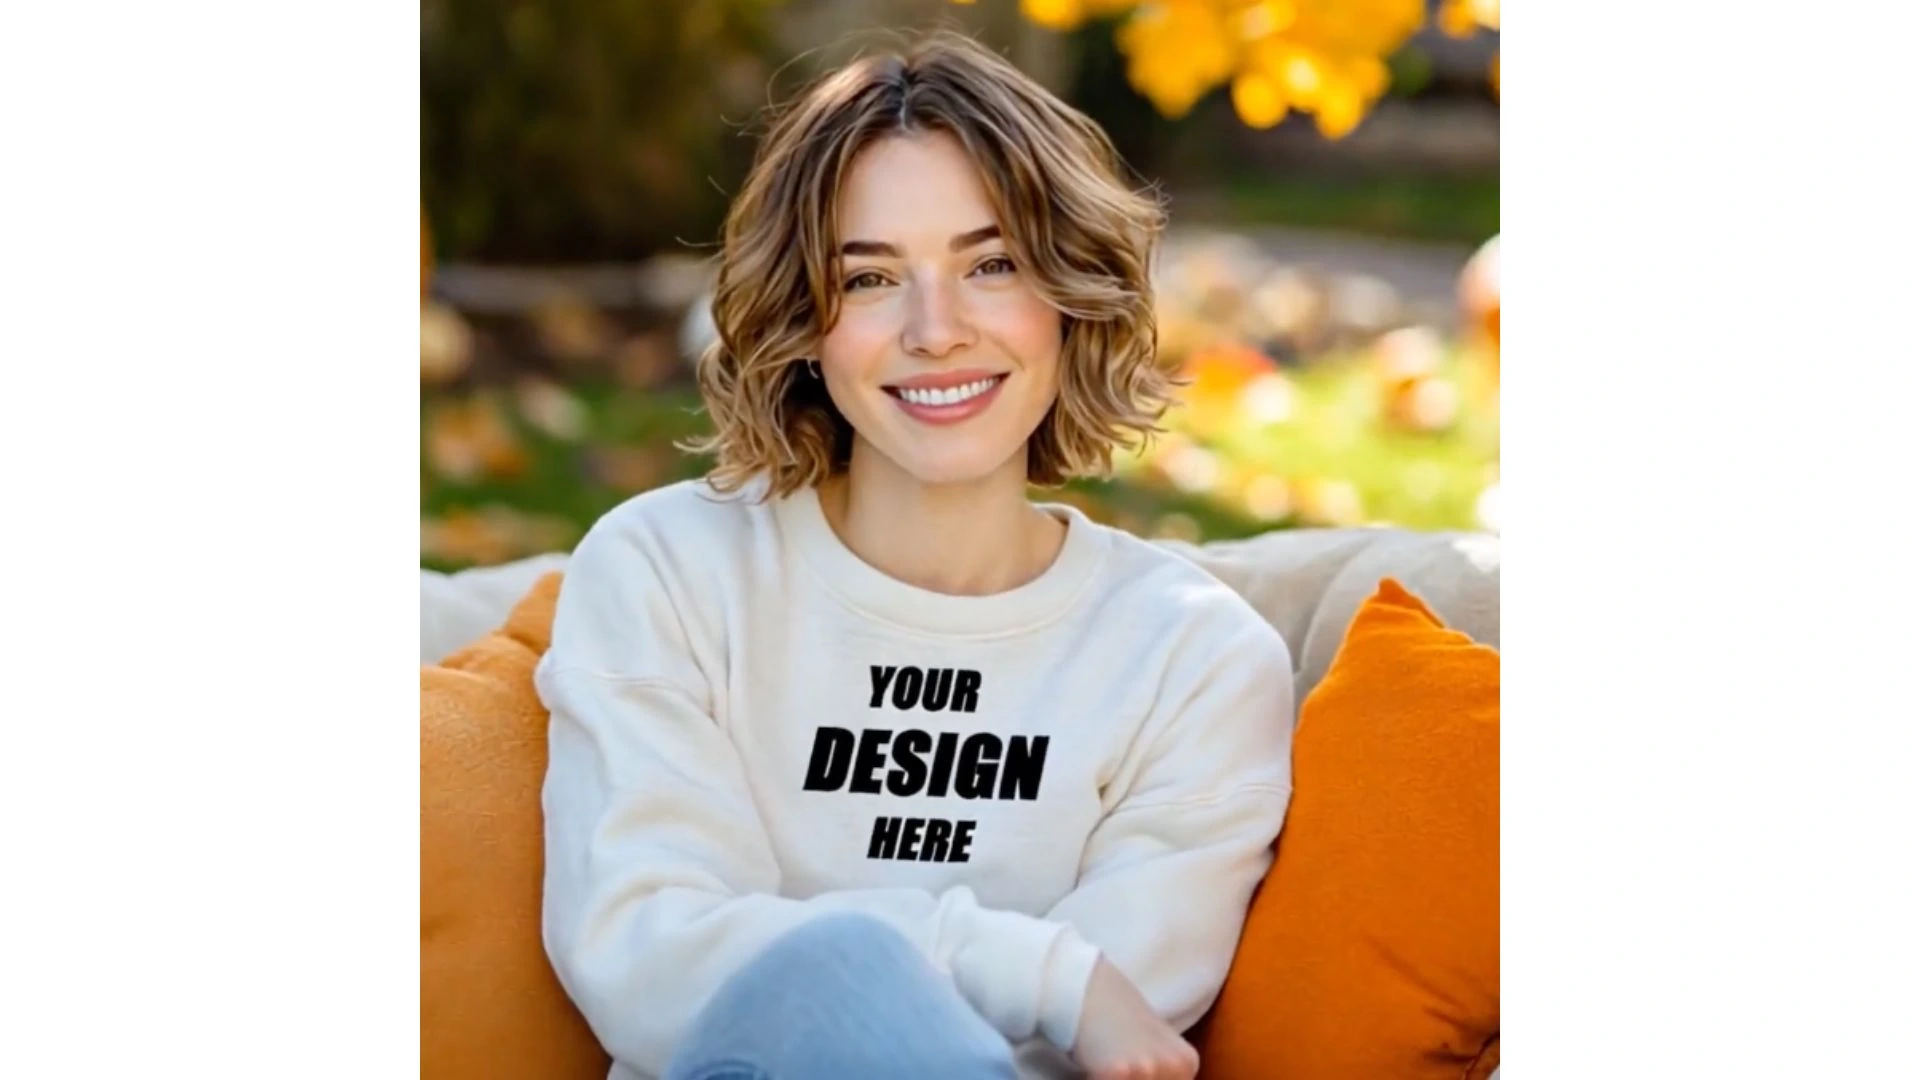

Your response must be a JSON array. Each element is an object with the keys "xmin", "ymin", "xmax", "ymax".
[{"xmin": 684, "ymin": 30, "xmax": 1175, "ymax": 498}]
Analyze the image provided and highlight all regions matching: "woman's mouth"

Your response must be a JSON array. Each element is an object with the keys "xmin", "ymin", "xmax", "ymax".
[{"xmin": 883, "ymin": 373, "xmax": 1008, "ymax": 425}]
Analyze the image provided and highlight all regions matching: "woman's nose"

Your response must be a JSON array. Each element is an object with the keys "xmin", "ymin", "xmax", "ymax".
[{"xmin": 901, "ymin": 277, "xmax": 975, "ymax": 358}]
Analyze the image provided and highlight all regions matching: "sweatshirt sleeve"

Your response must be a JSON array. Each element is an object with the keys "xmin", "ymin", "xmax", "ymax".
[
  {"xmin": 534, "ymin": 515, "xmax": 1094, "ymax": 1074},
  {"xmin": 1039, "ymin": 615, "xmax": 1296, "ymax": 1040}
]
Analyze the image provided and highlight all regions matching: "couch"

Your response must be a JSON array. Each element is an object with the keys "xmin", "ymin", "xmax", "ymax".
[{"xmin": 420, "ymin": 523, "xmax": 1500, "ymax": 1078}]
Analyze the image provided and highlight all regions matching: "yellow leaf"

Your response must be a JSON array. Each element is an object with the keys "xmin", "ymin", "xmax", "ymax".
[
  {"xmin": 1343, "ymin": 54, "xmax": 1391, "ymax": 100},
  {"xmin": 1237, "ymin": 0, "xmax": 1298, "ymax": 39},
  {"xmin": 1115, "ymin": 1, "xmax": 1237, "ymax": 117},
  {"xmin": 1230, "ymin": 71, "xmax": 1289, "ymax": 129},
  {"xmin": 1280, "ymin": 50, "xmax": 1325, "ymax": 104},
  {"xmin": 1438, "ymin": 0, "xmax": 1498, "ymax": 36},
  {"xmin": 1312, "ymin": 80, "xmax": 1365, "ymax": 138},
  {"xmin": 1021, "ymin": 0, "xmax": 1087, "ymax": 31},
  {"xmin": 1006, "ymin": 0, "xmax": 1432, "ymax": 137}
]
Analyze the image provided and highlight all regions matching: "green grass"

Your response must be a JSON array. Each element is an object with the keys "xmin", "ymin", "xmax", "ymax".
[
  {"xmin": 1210, "ymin": 356, "xmax": 1499, "ymax": 528},
  {"xmin": 422, "ymin": 356, "xmax": 1498, "ymax": 572},
  {"xmin": 419, "ymin": 382, "xmax": 714, "ymax": 573}
]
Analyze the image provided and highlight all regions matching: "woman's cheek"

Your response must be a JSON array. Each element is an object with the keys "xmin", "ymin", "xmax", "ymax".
[
  {"xmin": 997, "ymin": 294, "xmax": 1065, "ymax": 358},
  {"xmin": 823, "ymin": 302, "xmax": 895, "ymax": 360}
]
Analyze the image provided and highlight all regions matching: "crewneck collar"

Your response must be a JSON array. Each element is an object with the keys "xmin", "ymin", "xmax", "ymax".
[{"xmin": 772, "ymin": 481, "xmax": 1111, "ymax": 637}]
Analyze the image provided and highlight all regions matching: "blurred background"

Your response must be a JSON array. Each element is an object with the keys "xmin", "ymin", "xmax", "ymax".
[{"xmin": 420, "ymin": 0, "xmax": 1500, "ymax": 571}]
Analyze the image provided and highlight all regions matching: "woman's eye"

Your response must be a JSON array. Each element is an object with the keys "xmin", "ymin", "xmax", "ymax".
[
  {"xmin": 973, "ymin": 255, "xmax": 1017, "ymax": 277},
  {"xmin": 844, "ymin": 271, "xmax": 888, "ymax": 291}
]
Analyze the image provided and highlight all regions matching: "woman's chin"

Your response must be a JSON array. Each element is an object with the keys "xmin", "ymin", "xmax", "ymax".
[{"xmin": 871, "ymin": 445, "xmax": 1023, "ymax": 490}]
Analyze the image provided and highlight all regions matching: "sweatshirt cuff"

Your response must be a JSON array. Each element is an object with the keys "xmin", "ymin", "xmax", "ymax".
[
  {"xmin": 951, "ymin": 908, "xmax": 1099, "ymax": 1046},
  {"xmin": 1035, "ymin": 926, "xmax": 1102, "ymax": 1052}
]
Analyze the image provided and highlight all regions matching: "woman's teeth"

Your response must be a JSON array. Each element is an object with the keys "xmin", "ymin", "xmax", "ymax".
[{"xmin": 895, "ymin": 376, "xmax": 999, "ymax": 407}]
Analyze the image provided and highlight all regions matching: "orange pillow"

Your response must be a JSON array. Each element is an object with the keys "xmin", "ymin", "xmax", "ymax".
[
  {"xmin": 1195, "ymin": 578, "xmax": 1499, "ymax": 1080},
  {"xmin": 421, "ymin": 572, "xmax": 609, "ymax": 1080}
]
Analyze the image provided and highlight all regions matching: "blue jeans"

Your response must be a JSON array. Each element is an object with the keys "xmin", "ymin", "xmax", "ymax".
[{"xmin": 664, "ymin": 913, "xmax": 1021, "ymax": 1080}]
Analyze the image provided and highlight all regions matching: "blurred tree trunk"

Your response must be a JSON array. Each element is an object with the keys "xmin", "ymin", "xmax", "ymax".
[{"xmin": 422, "ymin": 0, "xmax": 785, "ymax": 263}]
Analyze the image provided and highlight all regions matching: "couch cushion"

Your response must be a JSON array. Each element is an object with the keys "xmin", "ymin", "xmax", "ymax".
[
  {"xmin": 1164, "ymin": 528, "xmax": 1498, "ymax": 702},
  {"xmin": 1192, "ymin": 578, "xmax": 1500, "ymax": 1079},
  {"xmin": 421, "ymin": 553, "xmax": 570, "ymax": 665},
  {"xmin": 421, "ymin": 572, "xmax": 609, "ymax": 1080}
]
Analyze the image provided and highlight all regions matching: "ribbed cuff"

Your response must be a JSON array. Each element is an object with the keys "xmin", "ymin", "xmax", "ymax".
[
  {"xmin": 951, "ymin": 909, "xmax": 1097, "ymax": 1044},
  {"xmin": 1035, "ymin": 927, "xmax": 1102, "ymax": 1052}
]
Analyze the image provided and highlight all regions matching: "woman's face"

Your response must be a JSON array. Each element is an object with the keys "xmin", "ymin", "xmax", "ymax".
[{"xmin": 816, "ymin": 131, "xmax": 1064, "ymax": 489}]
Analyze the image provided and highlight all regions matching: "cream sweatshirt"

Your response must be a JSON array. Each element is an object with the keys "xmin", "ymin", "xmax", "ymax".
[{"xmin": 535, "ymin": 478, "xmax": 1295, "ymax": 1080}]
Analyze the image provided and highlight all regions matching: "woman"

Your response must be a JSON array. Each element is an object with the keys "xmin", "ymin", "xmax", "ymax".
[{"xmin": 536, "ymin": 31, "xmax": 1295, "ymax": 1080}]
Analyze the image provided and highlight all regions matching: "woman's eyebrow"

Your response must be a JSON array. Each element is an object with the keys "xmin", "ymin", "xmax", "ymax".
[
  {"xmin": 839, "ymin": 225, "xmax": 1001, "ymax": 258},
  {"xmin": 839, "ymin": 239, "xmax": 899, "ymax": 257},
  {"xmin": 948, "ymin": 225, "xmax": 1001, "ymax": 251}
]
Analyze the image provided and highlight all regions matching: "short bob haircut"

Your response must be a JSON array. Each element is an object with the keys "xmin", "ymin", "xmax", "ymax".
[{"xmin": 685, "ymin": 30, "xmax": 1175, "ymax": 497}]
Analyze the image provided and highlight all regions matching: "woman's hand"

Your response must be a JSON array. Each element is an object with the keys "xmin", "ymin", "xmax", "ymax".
[{"xmin": 1069, "ymin": 956, "xmax": 1200, "ymax": 1080}]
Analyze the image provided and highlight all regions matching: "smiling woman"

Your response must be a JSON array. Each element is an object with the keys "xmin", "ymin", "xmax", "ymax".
[
  {"xmin": 821, "ymin": 133, "xmax": 1064, "ymax": 487},
  {"xmin": 535, "ymin": 30, "xmax": 1297, "ymax": 1080},
  {"xmin": 684, "ymin": 32, "xmax": 1173, "ymax": 506}
]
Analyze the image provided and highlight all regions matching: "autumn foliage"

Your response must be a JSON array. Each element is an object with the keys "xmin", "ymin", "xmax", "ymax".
[{"xmin": 952, "ymin": 0, "xmax": 1498, "ymax": 137}]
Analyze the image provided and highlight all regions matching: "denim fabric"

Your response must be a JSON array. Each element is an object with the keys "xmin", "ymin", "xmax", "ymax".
[{"xmin": 664, "ymin": 913, "xmax": 1021, "ymax": 1080}]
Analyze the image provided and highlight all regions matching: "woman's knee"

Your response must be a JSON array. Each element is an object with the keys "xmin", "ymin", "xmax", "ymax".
[
  {"xmin": 749, "ymin": 912, "xmax": 921, "ymax": 983},
  {"xmin": 670, "ymin": 913, "xmax": 1015, "ymax": 1080}
]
